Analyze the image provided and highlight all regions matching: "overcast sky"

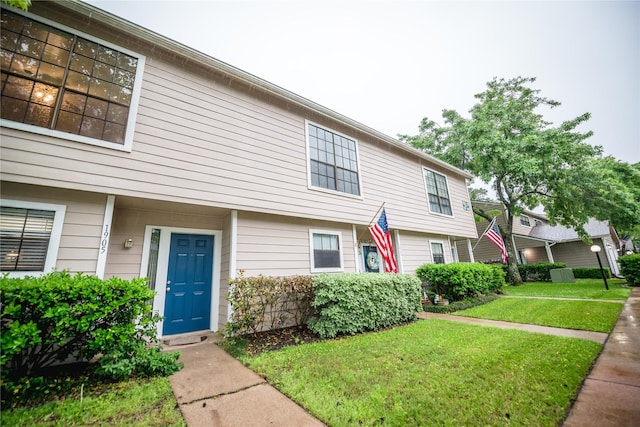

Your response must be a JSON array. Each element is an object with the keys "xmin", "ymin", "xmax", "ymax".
[{"xmin": 86, "ymin": 0, "xmax": 639, "ymax": 163}]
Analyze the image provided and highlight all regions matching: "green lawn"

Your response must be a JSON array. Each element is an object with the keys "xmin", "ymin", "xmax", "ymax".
[
  {"xmin": 502, "ymin": 278, "xmax": 630, "ymax": 300},
  {"xmin": 248, "ymin": 320, "xmax": 601, "ymax": 427},
  {"xmin": 455, "ymin": 298, "xmax": 623, "ymax": 332},
  {"xmin": 1, "ymin": 377, "xmax": 185, "ymax": 426}
]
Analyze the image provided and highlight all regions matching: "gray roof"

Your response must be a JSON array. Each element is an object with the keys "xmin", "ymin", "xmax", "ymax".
[{"xmin": 528, "ymin": 218, "xmax": 611, "ymax": 242}]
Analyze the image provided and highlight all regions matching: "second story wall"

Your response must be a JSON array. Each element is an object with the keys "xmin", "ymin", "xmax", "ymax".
[{"xmin": 0, "ymin": 3, "xmax": 476, "ymax": 238}]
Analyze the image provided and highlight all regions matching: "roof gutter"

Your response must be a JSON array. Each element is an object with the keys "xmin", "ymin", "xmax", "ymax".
[{"xmin": 62, "ymin": 0, "xmax": 473, "ymax": 179}]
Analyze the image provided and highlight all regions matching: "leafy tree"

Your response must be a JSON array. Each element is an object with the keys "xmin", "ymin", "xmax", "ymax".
[
  {"xmin": 400, "ymin": 77, "xmax": 640, "ymax": 284},
  {"xmin": 1, "ymin": 0, "xmax": 31, "ymax": 11}
]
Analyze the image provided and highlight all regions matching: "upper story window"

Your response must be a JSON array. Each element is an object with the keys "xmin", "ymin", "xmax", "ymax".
[
  {"xmin": 0, "ymin": 8, "xmax": 144, "ymax": 151},
  {"xmin": 306, "ymin": 121, "xmax": 361, "ymax": 196},
  {"xmin": 423, "ymin": 168, "xmax": 452, "ymax": 216},
  {"xmin": 519, "ymin": 215, "xmax": 531, "ymax": 227},
  {"xmin": 0, "ymin": 199, "xmax": 66, "ymax": 277}
]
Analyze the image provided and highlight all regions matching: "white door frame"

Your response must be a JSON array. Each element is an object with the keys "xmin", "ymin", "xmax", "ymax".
[
  {"xmin": 140, "ymin": 225, "xmax": 222, "ymax": 338},
  {"xmin": 360, "ymin": 242, "xmax": 382, "ymax": 273}
]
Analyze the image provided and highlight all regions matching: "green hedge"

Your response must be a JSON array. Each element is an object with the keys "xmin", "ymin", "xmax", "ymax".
[
  {"xmin": 415, "ymin": 262, "xmax": 505, "ymax": 302},
  {"xmin": 0, "ymin": 271, "xmax": 181, "ymax": 402},
  {"xmin": 517, "ymin": 262, "xmax": 568, "ymax": 282},
  {"xmin": 226, "ymin": 274, "xmax": 314, "ymax": 336},
  {"xmin": 619, "ymin": 254, "xmax": 640, "ymax": 285},
  {"xmin": 572, "ymin": 267, "xmax": 611, "ymax": 279},
  {"xmin": 307, "ymin": 273, "xmax": 421, "ymax": 339}
]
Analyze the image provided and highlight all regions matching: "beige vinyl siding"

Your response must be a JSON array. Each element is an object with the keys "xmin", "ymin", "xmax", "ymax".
[
  {"xmin": 1, "ymin": 182, "xmax": 105, "ymax": 274},
  {"xmin": 0, "ymin": 8, "xmax": 476, "ymax": 240},
  {"xmin": 235, "ymin": 211, "xmax": 356, "ymax": 276},
  {"xmin": 399, "ymin": 231, "xmax": 451, "ymax": 275},
  {"xmin": 104, "ymin": 203, "xmax": 225, "ymax": 279},
  {"xmin": 512, "ymin": 217, "xmax": 533, "ymax": 235},
  {"xmin": 524, "ymin": 246, "xmax": 548, "ymax": 264},
  {"xmin": 551, "ymin": 239, "xmax": 606, "ymax": 268}
]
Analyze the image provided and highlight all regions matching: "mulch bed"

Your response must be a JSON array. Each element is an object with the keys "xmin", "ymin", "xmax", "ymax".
[{"xmin": 240, "ymin": 326, "xmax": 323, "ymax": 356}]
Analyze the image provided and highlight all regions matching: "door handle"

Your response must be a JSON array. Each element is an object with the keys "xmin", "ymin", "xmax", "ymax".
[{"xmin": 166, "ymin": 287, "xmax": 170, "ymax": 292}]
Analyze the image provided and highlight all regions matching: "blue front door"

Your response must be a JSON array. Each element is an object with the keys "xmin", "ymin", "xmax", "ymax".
[{"xmin": 163, "ymin": 233, "xmax": 214, "ymax": 335}]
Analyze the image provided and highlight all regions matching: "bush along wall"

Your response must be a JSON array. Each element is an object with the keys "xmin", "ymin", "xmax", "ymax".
[
  {"xmin": 416, "ymin": 262, "xmax": 506, "ymax": 302},
  {"xmin": 307, "ymin": 273, "xmax": 422, "ymax": 339},
  {"xmin": 226, "ymin": 273, "xmax": 314, "ymax": 336},
  {"xmin": 572, "ymin": 267, "xmax": 611, "ymax": 279},
  {"xmin": 619, "ymin": 253, "xmax": 640, "ymax": 285},
  {"xmin": 517, "ymin": 262, "xmax": 567, "ymax": 282},
  {"xmin": 0, "ymin": 271, "xmax": 182, "ymax": 401}
]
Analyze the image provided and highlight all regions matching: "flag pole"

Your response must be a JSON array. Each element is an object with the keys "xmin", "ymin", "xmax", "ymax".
[
  {"xmin": 356, "ymin": 202, "xmax": 386, "ymax": 242},
  {"xmin": 367, "ymin": 202, "xmax": 386, "ymax": 227},
  {"xmin": 472, "ymin": 217, "xmax": 496, "ymax": 251}
]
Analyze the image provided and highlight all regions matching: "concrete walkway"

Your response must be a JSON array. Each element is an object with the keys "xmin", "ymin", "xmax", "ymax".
[
  {"xmin": 563, "ymin": 286, "xmax": 640, "ymax": 426},
  {"xmin": 166, "ymin": 288, "xmax": 639, "ymax": 426},
  {"xmin": 166, "ymin": 334, "xmax": 324, "ymax": 427}
]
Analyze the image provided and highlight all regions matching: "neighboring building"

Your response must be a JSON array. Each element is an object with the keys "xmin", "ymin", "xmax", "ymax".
[
  {"xmin": 456, "ymin": 201, "xmax": 623, "ymax": 276},
  {"xmin": 0, "ymin": 2, "xmax": 477, "ymax": 337}
]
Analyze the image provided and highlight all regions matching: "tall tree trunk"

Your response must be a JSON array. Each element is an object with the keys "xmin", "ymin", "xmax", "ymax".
[
  {"xmin": 503, "ymin": 214, "xmax": 523, "ymax": 285},
  {"xmin": 503, "ymin": 231, "xmax": 523, "ymax": 285}
]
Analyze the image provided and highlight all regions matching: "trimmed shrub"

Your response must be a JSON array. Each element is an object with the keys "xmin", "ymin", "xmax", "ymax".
[
  {"xmin": 416, "ymin": 262, "xmax": 505, "ymax": 302},
  {"xmin": 572, "ymin": 267, "xmax": 611, "ymax": 279},
  {"xmin": 226, "ymin": 273, "xmax": 314, "ymax": 336},
  {"xmin": 518, "ymin": 262, "xmax": 567, "ymax": 282},
  {"xmin": 307, "ymin": 273, "xmax": 421, "ymax": 339},
  {"xmin": 619, "ymin": 254, "xmax": 640, "ymax": 285},
  {"xmin": 0, "ymin": 271, "xmax": 182, "ymax": 401}
]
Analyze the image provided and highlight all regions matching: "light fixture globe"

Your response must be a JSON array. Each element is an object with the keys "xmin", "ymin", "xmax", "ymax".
[{"xmin": 590, "ymin": 244, "xmax": 601, "ymax": 253}]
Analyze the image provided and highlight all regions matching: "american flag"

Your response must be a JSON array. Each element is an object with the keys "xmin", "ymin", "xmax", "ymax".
[
  {"xmin": 485, "ymin": 218, "xmax": 508, "ymax": 263},
  {"xmin": 369, "ymin": 208, "xmax": 398, "ymax": 273}
]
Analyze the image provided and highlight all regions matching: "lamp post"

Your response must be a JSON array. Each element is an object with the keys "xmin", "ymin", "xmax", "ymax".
[{"xmin": 590, "ymin": 244, "xmax": 609, "ymax": 290}]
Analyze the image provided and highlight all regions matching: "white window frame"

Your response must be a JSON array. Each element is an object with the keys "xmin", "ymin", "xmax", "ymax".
[
  {"xmin": 309, "ymin": 229, "xmax": 344, "ymax": 273},
  {"xmin": 520, "ymin": 215, "xmax": 531, "ymax": 227},
  {"xmin": 0, "ymin": 7, "xmax": 146, "ymax": 153},
  {"xmin": 305, "ymin": 120, "xmax": 363, "ymax": 199},
  {"xmin": 422, "ymin": 168, "xmax": 454, "ymax": 217},
  {"xmin": 429, "ymin": 240, "xmax": 447, "ymax": 264},
  {"xmin": 0, "ymin": 199, "xmax": 66, "ymax": 277}
]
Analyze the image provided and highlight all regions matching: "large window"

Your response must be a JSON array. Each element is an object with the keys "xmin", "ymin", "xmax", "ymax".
[
  {"xmin": 0, "ymin": 200, "xmax": 66, "ymax": 276},
  {"xmin": 0, "ymin": 9, "xmax": 143, "ymax": 150},
  {"xmin": 520, "ymin": 215, "xmax": 531, "ymax": 227},
  {"xmin": 423, "ymin": 169, "xmax": 452, "ymax": 216},
  {"xmin": 307, "ymin": 122, "xmax": 361, "ymax": 196},
  {"xmin": 309, "ymin": 229, "xmax": 343, "ymax": 272}
]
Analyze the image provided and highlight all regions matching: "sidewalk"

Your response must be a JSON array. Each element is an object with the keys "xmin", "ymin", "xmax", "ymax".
[
  {"xmin": 563, "ymin": 286, "xmax": 640, "ymax": 426},
  {"xmin": 166, "ymin": 334, "xmax": 325, "ymax": 427}
]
